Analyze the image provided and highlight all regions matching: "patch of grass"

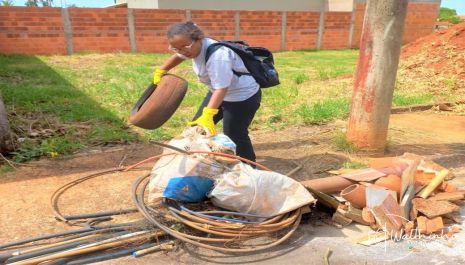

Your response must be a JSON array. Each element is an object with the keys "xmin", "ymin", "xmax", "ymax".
[
  {"xmin": 276, "ymin": 49, "xmax": 358, "ymax": 81},
  {"xmin": 384, "ymin": 138, "xmax": 394, "ymax": 153},
  {"xmin": 333, "ymin": 131, "xmax": 359, "ymax": 153},
  {"xmin": 296, "ymin": 99, "xmax": 350, "ymax": 124},
  {"xmin": 342, "ymin": 160, "xmax": 366, "ymax": 169},
  {"xmin": 315, "ymin": 64, "xmax": 349, "ymax": 80},
  {"xmin": 88, "ymin": 125, "xmax": 138, "ymax": 144},
  {"xmin": 293, "ymin": 73, "xmax": 309, "ymax": 84},
  {"xmin": 0, "ymin": 164, "xmax": 14, "ymax": 174},
  {"xmin": 1, "ymin": 48, "xmax": 459, "ymax": 162},
  {"xmin": 170, "ymin": 223, "xmax": 185, "ymax": 232},
  {"xmin": 444, "ymin": 77, "xmax": 458, "ymax": 91},
  {"xmin": 267, "ymin": 113, "xmax": 283, "ymax": 124},
  {"xmin": 144, "ymin": 129, "xmax": 173, "ymax": 141},
  {"xmin": 10, "ymin": 136, "xmax": 83, "ymax": 162},
  {"xmin": 0, "ymin": 53, "xmax": 176, "ymax": 161},
  {"xmin": 392, "ymin": 93, "xmax": 433, "ymax": 106}
]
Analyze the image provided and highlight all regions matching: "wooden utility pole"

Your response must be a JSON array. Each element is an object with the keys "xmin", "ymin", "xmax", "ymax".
[{"xmin": 347, "ymin": 0, "xmax": 408, "ymax": 152}]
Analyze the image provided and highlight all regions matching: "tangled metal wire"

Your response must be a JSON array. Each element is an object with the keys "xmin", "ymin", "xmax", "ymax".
[{"xmin": 50, "ymin": 145, "xmax": 304, "ymax": 253}]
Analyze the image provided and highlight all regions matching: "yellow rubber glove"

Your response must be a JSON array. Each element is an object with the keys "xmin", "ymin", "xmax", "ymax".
[
  {"xmin": 187, "ymin": 107, "xmax": 219, "ymax": 136},
  {"xmin": 153, "ymin": 69, "xmax": 167, "ymax": 85}
]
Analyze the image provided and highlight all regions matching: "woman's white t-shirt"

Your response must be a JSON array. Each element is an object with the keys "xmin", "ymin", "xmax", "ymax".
[{"xmin": 180, "ymin": 38, "xmax": 259, "ymax": 102}]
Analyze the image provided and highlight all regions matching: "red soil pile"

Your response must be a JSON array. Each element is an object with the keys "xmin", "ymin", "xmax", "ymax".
[{"xmin": 400, "ymin": 22, "xmax": 465, "ymax": 79}]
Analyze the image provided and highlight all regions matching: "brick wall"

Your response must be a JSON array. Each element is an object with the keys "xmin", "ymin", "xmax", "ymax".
[
  {"xmin": 69, "ymin": 8, "xmax": 130, "ymax": 53},
  {"xmin": 403, "ymin": 3, "xmax": 439, "ymax": 43},
  {"xmin": 351, "ymin": 2, "xmax": 366, "ymax": 48},
  {"xmin": 192, "ymin": 10, "xmax": 236, "ymax": 40},
  {"xmin": 351, "ymin": 2, "xmax": 439, "ymax": 48},
  {"xmin": 241, "ymin": 11, "xmax": 282, "ymax": 51},
  {"xmin": 134, "ymin": 9, "xmax": 185, "ymax": 53},
  {"xmin": 0, "ymin": 7, "xmax": 67, "ymax": 54},
  {"xmin": 322, "ymin": 12, "xmax": 352, "ymax": 50},
  {"xmin": 0, "ymin": 4, "xmax": 440, "ymax": 55},
  {"xmin": 286, "ymin": 12, "xmax": 320, "ymax": 50}
]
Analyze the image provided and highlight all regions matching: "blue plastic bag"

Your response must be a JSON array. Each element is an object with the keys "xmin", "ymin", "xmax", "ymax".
[{"xmin": 163, "ymin": 176, "xmax": 214, "ymax": 202}]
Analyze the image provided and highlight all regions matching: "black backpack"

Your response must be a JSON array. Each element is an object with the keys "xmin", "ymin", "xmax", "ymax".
[{"xmin": 205, "ymin": 41, "xmax": 280, "ymax": 88}]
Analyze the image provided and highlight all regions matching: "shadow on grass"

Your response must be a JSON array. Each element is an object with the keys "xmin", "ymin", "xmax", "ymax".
[{"xmin": 0, "ymin": 54, "xmax": 139, "ymax": 167}]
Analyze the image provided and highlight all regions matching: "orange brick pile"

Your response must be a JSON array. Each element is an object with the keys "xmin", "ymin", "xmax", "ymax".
[{"xmin": 329, "ymin": 153, "xmax": 463, "ymax": 240}]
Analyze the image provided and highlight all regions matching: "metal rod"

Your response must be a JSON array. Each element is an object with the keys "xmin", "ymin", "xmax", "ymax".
[
  {"xmin": 6, "ymin": 240, "xmax": 90, "ymax": 263},
  {"xmin": 10, "ymin": 231, "xmax": 164, "ymax": 265},
  {"xmin": 65, "ymin": 242, "xmax": 157, "ymax": 265},
  {"xmin": 0, "ymin": 221, "xmax": 143, "ymax": 250},
  {"xmin": 63, "ymin": 208, "xmax": 139, "ymax": 220},
  {"xmin": 0, "ymin": 234, "xmax": 100, "ymax": 263},
  {"xmin": 5, "ymin": 231, "xmax": 130, "ymax": 263},
  {"xmin": 132, "ymin": 241, "xmax": 175, "ymax": 257},
  {"xmin": 0, "ymin": 228, "xmax": 94, "ymax": 250}
]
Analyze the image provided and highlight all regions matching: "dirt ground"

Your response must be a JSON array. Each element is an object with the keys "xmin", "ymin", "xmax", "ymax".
[
  {"xmin": 401, "ymin": 22, "xmax": 465, "ymax": 80},
  {"xmin": 1, "ymin": 110, "xmax": 465, "ymax": 264}
]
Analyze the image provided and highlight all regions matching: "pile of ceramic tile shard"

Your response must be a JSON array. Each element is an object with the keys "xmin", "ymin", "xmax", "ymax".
[{"xmin": 300, "ymin": 152, "xmax": 463, "ymax": 245}]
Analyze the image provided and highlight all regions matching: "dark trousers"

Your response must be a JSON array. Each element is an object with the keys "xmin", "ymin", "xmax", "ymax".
[{"xmin": 193, "ymin": 89, "xmax": 261, "ymax": 162}]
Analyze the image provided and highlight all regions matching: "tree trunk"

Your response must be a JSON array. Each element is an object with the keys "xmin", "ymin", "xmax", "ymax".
[
  {"xmin": 347, "ymin": 0, "xmax": 408, "ymax": 153},
  {"xmin": 0, "ymin": 96, "xmax": 13, "ymax": 154}
]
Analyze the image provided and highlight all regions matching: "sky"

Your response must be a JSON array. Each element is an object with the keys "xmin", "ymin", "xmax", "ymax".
[
  {"xmin": 441, "ymin": 0, "xmax": 465, "ymax": 15},
  {"xmin": 9, "ymin": 0, "xmax": 465, "ymax": 15},
  {"xmin": 11, "ymin": 0, "xmax": 115, "ymax": 8}
]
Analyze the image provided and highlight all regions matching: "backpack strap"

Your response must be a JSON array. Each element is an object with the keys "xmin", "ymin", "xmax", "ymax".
[
  {"xmin": 205, "ymin": 43, "xmax": 223, "ymax": 63},
  {"xmin": 205, "ymin": 42, "xmax": 252, "ymax": 77}
]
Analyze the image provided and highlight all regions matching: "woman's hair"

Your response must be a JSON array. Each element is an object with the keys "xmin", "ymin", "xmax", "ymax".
[{"xmin": 167, "ymin": 21, "xmax": 204, "ymax": 40}]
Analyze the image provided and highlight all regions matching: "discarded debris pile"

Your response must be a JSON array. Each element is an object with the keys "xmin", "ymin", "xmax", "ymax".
[
  {"xmin": 138, "ymin": 128, "xmax": 316, "ymax": 252},
  {"xmin": 0, "ymin": 129, "xmax": 316, "ymax": 264},
  {"xmin": 2, "ymin": 127, "xmax": 462, "ymax": 263},
  {"xmin": 301, "ymin": 152, "xmax": 464, "ymax": 244}
]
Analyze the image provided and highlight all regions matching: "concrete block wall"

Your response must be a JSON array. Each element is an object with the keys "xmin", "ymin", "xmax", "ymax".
[{"xmin": 0, "ymin": 2, "xmax": 440, "ymax": 55}]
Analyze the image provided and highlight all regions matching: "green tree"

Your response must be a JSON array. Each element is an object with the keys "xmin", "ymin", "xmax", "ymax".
[
  {"xmin": 25, "ymin": 0, "xmax": 38, "ymax": 6},
  {"xmin": 24, "ymin": 0, "xmax": 53, "ymax": 7},
  {"xmin": 439, "ymin": 7, "xmax": 461, "ymax": 24},
  {"xmin": 40, "ymin": 0, "xmax": 53, "ymax": 6},
  {"xmin": 1, "ymin": 0, "xmax": 15, "ymax": 6}
]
